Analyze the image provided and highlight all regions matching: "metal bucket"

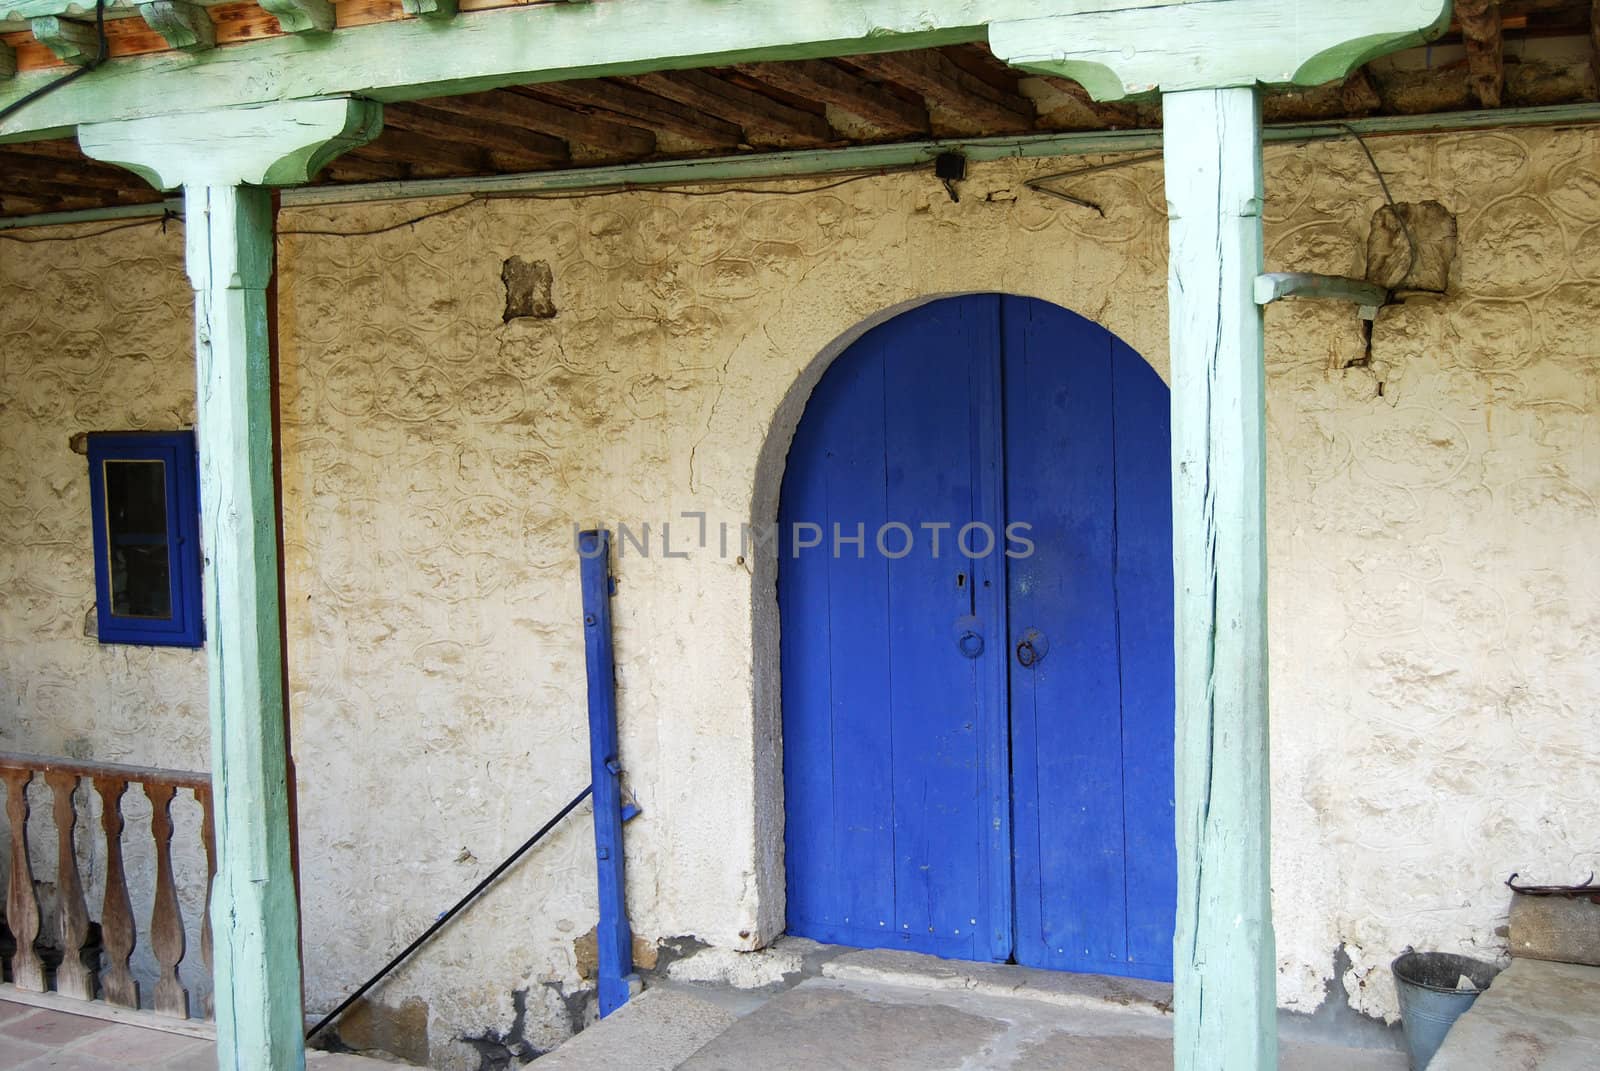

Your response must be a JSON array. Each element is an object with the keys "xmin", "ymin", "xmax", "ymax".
[{"xmin": 1391, "ymin": 951, "xmax": 1502, "ymax": 1070}]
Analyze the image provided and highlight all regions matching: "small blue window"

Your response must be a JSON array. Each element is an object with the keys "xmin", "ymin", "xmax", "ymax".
[{"xmin": 87, "ymin": 431, "xmax": 204, "ymax": 648}]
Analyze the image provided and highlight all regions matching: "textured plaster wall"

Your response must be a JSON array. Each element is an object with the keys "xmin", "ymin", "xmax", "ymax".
[
  {"xmin": 0, "ymin": 223, "xmax": 213, "ymax": 1009},
  {"xmin": 1, "ymin": 125, "xmax": 1596, "ymax": 1064}
]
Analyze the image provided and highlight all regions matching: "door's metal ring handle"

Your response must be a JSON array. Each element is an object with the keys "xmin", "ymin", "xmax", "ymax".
[
  {"xmin": 957, "ymin": 631, "xmax": 984, "ymax": 658},
  {"xmin": 1015, "ymin": 628, "xmax": 1048, "ymax": 668}
]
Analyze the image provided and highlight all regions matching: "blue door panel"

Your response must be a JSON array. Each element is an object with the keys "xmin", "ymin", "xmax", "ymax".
[
  {"xmin": 781, "ymin": 295, "xmax": 1009, "ymax": 962},
  {"xmin": 781, "ymin": 294, "xmax": 1174, "ymax": 981},
  {"xmin": 1111, "ymin": 338, "xmax": 1179, "ymax": 981},
  {"xmin": 1002, "ymin": 297, "xmax": 1129, "ymax": 973}
]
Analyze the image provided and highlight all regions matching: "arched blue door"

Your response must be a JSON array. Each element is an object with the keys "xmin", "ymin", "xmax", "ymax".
[{"xmin": 779, "ymin": 294, "xmax": 1175, "ymax": 982}]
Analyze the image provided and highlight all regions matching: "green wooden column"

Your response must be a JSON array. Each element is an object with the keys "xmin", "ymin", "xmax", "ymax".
[
  {"xmin": 78, "ymin": 98, "xmax": 380, "ymax": 1071},
  {"xmin": 187, "ymin": 181, "xmax": 306, "ymax": 1071},
  {"xmin": 1161, "ymin": 85, "xmax": 1276, "ymax": 1071}
]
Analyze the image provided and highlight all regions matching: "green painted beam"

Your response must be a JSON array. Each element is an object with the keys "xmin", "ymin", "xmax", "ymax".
[
  {"xmin": 398, "ymin": 0, "xmax": 455, "ymax": 20},
  {"xmin": 188, "ymin": 179, "xmax": 306, "ymax": 1071},
  {"xmin": 79, "ymin": 96, "xmax": 381, "ymax": 189},
  {"xmin": 29, "ymin": 14, "xmax": 98, "ymax": 64},
  {"xmin": 989, "ymin": 0, "xmax": 1451, "ymax": 100},
  {"xmin": 0, "ymin": 41, "xmax": 15, "ymax": 80},
  {"xmin": 137, "ymin": 0, "xmax": 214, "ymax": 51},
  {"xmin": 0, "ymin": 0, "xmax": 1228, "ymax": 142},
  {"xmin": 1163, "ymin": 84, "xmax": 1276, "ymax": 1071},
  {"xmin": 258, "ymin": 0, "xmax": 332, "ymax": 34}
]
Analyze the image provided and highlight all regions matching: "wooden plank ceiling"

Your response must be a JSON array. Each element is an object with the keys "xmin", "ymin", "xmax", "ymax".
[{"xmin": 1, "ymin": 0, "xmax": 1597, "ymax": 217}]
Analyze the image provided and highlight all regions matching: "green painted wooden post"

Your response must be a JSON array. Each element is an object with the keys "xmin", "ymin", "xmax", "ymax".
[
  {"xmin": 1162, "ymin": 85, "xmax": 1276, "ymax": 1071},
  {"xmin": 186, "ymin": 181, "xmax": 306, "ymax": 1071},
  {"xmin": 78, "ymin": 98, "xmax": 380, "ymax": 1071}
]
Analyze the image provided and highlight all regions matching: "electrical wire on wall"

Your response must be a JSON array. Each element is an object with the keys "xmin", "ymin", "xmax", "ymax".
[{"xmin": 0, "ymin": 0, "xmax": 110, "ymax": 126}]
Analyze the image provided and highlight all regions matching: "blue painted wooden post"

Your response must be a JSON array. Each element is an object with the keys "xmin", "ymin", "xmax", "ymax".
[{"xmin": 578, "ymin": 529, "xmax": 635, "ymax": 1017}]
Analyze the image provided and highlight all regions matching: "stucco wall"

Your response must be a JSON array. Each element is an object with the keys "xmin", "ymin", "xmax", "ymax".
[
  {"xmin": 0, "ymin": 222, "xmax": 212, "ymax": 1009},
  {"xmin": 2, "ymin": 124, "xmax": 1596, "ymax": 1065}
]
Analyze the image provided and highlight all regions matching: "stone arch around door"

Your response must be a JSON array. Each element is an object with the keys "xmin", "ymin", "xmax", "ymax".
[{"xmin": 748, "ymin": 293, "xmax": 1176, "ymax": 981}]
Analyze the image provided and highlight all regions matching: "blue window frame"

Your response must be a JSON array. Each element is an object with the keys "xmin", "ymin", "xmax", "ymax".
[{"xmin": 87, "ymin": 431, "xmax": 204, "ymax": 648}]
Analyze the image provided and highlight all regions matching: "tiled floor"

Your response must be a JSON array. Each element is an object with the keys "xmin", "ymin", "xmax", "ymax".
[
  {"xmin": 0, "ymin": 1000, "xmax": 404, "ymax": 1070},
  {"xmin": 0, "ymin": 1000, "xmax": 213, "ymax": 1071}
]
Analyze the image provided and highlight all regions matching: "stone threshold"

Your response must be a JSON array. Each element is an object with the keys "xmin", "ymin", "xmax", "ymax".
[{"xmin": 816, "ymin": 948, "xmax": 1175, "ymax": 1018}]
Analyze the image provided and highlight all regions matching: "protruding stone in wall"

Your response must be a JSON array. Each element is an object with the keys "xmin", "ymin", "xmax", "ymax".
[
  {"xmin": 573, "ymin": 925, "xmax": 660, "ymax": 980},
  {"xmin": 330, "ymin": 995, "xmax": 431, "ymax": 1065},
  {"xmin": 1367, "ymin": 201, "xmax": 1457, "ymax": 292},
  {"xmin": 502, "ymin": 256, "xmax": 557, "ymax": 322}
]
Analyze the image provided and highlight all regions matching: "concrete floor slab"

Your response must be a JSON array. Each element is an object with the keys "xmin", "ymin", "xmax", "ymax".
[
  {"xmin": 674, "ymin": 977, "xmax": 1405, "ymax": 1071},
  {"xmin": 1429, "ymin": 959, "xmax": 1600, "ymax": 1071},
  {"xmin": 821, "ymin": 948, "xmax": 1173, "ymax": 1017}
]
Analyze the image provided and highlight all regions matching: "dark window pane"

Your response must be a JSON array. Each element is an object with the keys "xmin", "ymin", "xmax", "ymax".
[{"xmin": 104, "ymin": 460, "xmax": 172, "ymax": 619}]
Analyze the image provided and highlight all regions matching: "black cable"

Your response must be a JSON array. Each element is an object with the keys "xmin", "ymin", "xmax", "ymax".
[
  {"xmin": 1338, "ymin": 123, "xmax": 1420, "ymax": 284},
  {"xmin": 0, "ymin": 0, "xmax": 110, "ymax": 126},
  {"xmin": 304, "ymin": 785, "xmax": 593, "ymax": 1044},
  {"xmin": 276, "ymin": 164, "xmax": 931, "ymax": 239}
]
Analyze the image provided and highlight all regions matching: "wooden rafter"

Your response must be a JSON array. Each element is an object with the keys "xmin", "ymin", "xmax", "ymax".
[
  {"xmin": 1592, "ymin": 0, "xmax": 1600, "ymax": 91},
  {"xmin": 522, "ymin": 78, "xmax": 745, "ymax": 147},
  {"xmin": 0, "ymin": 149, "xmax": 139, "ymax": 191},
  {"xmin": 844, "ymin": 49, "xmax": 1035, "ymax": 130},
  {"xmin": 734, "ymin": 59, "xmax": 929, "ymax": 135},
  {"xmin": 383, "ymin": 101, "xmax": 572, "ymax": 165},
  {"xmin": 1456, "ymin": 0, "xmax": 1506, "ymax": 108},
  {"xmin": 347, "ymin": 127, "xmax": 490, "ymax": 175},
  {"xmin": 432, "ymin": 89, "xmax": 656, "ymax": 157},
  {"xmin": 1340, "ymin": 67, "xmax": 1383, "ymax": 114},
  {"xmin": 623, "ymin": 69, "xmax": 833, "ymax": 147}
]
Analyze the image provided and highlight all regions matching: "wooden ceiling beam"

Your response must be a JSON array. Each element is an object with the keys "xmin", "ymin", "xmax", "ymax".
[
  {"xmin": 384, "ymin": 101, "xmax": 572, "ymax": 164},
  {"xmin": 845, "ymin": 49, "xmax": 1035, "ymax": 129},
  {"xmin": 430, "ymin": 89, "xmax": 655, "ymax": 157},
  {"xmin": 345, "ymin": 128, "xmax": 491, "ymax": 174},
  {"xmin": 0, "ymin": 150, "xmax": 141, "ymax": 191},
  {"xmin": 735, "ymin": 59, "xmax": 929, "ymax": 135},
  {"xmin": 1591, "ymin": 0, "xmax": 1599, "ymax": 94},
  {"xmin": 1340, "ymin": 67, "xmax": 1384, "ymax": 114},
  {"xmin": 1033, "ymin": 75, "xmax": 1142, "ymax": 128},
  {"xmin": 1455, "ymin": 0, "xmax": 1506, "ymax": 108},
  {"xmin": 317, "ymin": 155, "xmax": 410, "ymax": 183},
  {"xmin": 623, "ymin": 69, "xmax": 833, "ymax": 147},
  {"xmin": 522, "ymin": 78, "xmax": 745, "ymax": 147}
]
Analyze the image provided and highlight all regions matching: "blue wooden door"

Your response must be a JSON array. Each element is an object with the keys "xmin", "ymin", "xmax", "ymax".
[
  {"xmin": 780, "ymin": 295, "xmax": 1173, "ymax": 981},
  {"xmin": 1001, "ymin": 296, "xmax": 1176, "ymax": 981},
  {"xmin": 780, "ymin": 295, "xmax": 1013, "ymax": 962}
]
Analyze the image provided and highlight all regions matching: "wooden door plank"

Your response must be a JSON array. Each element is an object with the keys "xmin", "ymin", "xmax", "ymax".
[
  {"xmin": 1002, "ymin": 296, "xmax": 1127, "ymax": 974},
  {"xmin": 819, "ymin": 345, "xmax": 897, "ymax": 947},
  {"xmin": 1110, "ymin": 337, "xmax": 1177, "ymax": 981},
  {"xmin": 878, "ymin": 297, "xmax": 1000, "ymax": 961},
  {"xmin": 779, "ymin": 397, "xmax": 840, "ymax": 937}
]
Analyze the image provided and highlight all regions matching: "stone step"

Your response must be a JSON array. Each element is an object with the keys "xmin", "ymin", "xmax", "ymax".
[{"xmin": 1429, "ymin": 958, "xmax": 1600, "ymax": 1071}]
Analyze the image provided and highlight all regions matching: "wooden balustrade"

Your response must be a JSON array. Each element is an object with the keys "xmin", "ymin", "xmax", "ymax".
[{"xmin": 0, "ymin": 752, "xmax": 212, "ymax": 1020}]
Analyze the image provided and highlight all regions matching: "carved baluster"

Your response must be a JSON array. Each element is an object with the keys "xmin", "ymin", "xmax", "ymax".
[
  {"xmin": 2, "ymin": 767, "xmax": 44, "ymax": 991},
  {"xmin": 93, "ymin": 776, "xmax": 139, "ymax": 1008},
  {"xmin": 196, "ymin": 783, "xmax": 216, "ymax": 1019},
  {"xmin": 144, "ymin": 783, "xmax": 190, "ymax": 1018},
  {"xmin": 44, "ymin": 770, "xmax": 94, "ymax": 1000}
]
